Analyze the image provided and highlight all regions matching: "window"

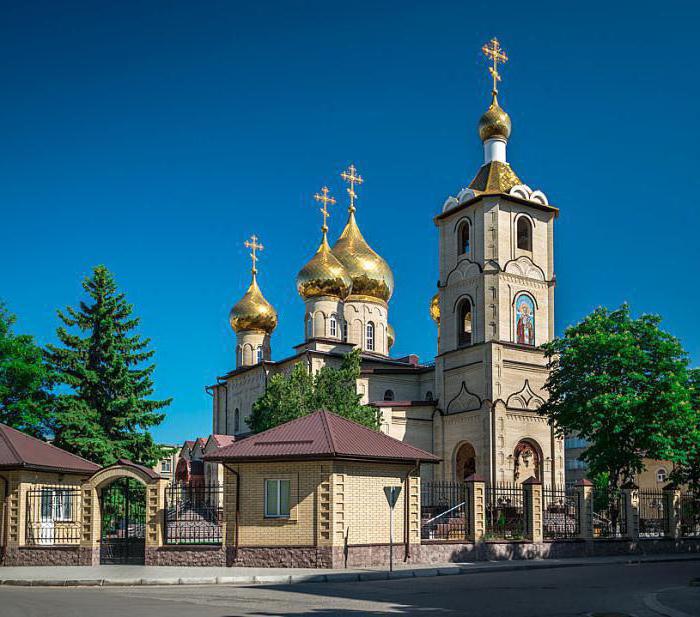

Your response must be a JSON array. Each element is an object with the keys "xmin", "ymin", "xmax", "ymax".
[
  {"xmin": 306, "ymin": 317, "xmax": 312, "ymax": 339},
  {"xmin": 366, "ymin": 322, "xmax": 375, "ymax": 351},
  {"xmin": 342, "ymin": 320, "xmax": 348, "ymax": 342},
  {"xmin": 565, "ymin": 459, "xmax": 588, "ymax": 471},
  {"xmin": 234, "ymin": 408, "xmax": 240, "ymax": 433},
  {"xmin": 41, "ymin": 489, "xmax": 73, "ymax": 522},
  {"xmin": 425, "ymin": 391, "xmax": 433, "ymax": 401},
  {"xmin": 384, "ymin": 389, "xmax": 394, "ymax": 401},
  {"xmin": 264, "ymin": 479, "xmax": 291, "ymax": 518},
  {"xmin": 516, "ymin": 217, "xmax": 532, "ymax": 251},
  {"xmin": 161, "ymin": 458, "xmax": 172, "ymax": 474},
  {"xmin": 565, "ymin": 437, "xmax": 589, "ymax": 449},
  {"xmin": 657, "ymin": 468, "xmax": 667, "ymax": 483},
  {"xmin": 458, "ymin": 220, "xmax": 471, "ymax": 255},
  {"xmin": 514, "ymin": 293, "xmax": 535, "ymax": 346},
  {"xmin": 330, "ymin": 314, "xmax": 337, "ymax": 338},
  {"xmin": 256, "ymin": 346, "xmax": 263, "ymax": 363},
  {"xmin": 458, "ymin": 299, "xmax": 472, "ymax": 346}
]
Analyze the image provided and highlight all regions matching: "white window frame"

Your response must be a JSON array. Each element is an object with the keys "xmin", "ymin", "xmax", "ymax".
[
  {"xmin": 329, "ymin": 315, "xmax": 337, "ymax": 338},
  {"xmin": 264, "ymin": 479, "xmax": 291, "ymax": 518},
  {"xmin": 41, "ymin": 488, "xmax": 73, "ymax": 522},
  {"xmin": 366, "ymin": 322, "xmax": 375, "ymax": 351},
  {"xmin": 256, "ymin": 345, "xmax": 263, "ymax": 363},
  {"xmin": 657, "ymin": 468, "xmax": 667, "ymax": 483},
  {"xmin": 161, "ymin": 458, "xmax": 172, "ymax": 473}
]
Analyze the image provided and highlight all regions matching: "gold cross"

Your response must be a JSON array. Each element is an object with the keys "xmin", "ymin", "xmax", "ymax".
[
  {"xmin": 314, "ymin": 186, "xmax": 336, "ymax": 232},
  {"xmin": 482, "ymin": 37, "xmax": 508, "ymax": 95},
  {"xmin": 340, "ymin": 164, "xmax": 364, "ymax": 213},
  {"xmin": 244, "ymin": 234, "xmax": 264, "ymax": 274}
]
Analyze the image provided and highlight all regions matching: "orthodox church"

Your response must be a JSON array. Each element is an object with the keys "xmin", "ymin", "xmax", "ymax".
[{"xmin": 209, "ymin": 40, "xmax": 564, "ymax": 486}]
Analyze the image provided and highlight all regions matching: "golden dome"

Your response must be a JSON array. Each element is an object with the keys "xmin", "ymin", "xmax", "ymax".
[
  {"xmin": 229, "ymin": 274, "xmax": 278, "ymax": 334},
  {"xmin": 296, "ymin": 233, "xmax": 352, "ymax": 300},
  {"xmin": 429, "ymin": 292, "xmax": 440, "ymax": 324},
  {"xmin": 387, "ymin": 324, "xmax": 395, "ymax": 349},
  {"xmin": 332, "ymin": 211, "xmax": 394, "ymax": 303},
  {"xmin": 478, "ymin": 94, "xmax": 511, "ymax": 142}
]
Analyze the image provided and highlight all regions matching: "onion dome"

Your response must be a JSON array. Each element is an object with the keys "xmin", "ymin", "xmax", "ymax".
[
  {"xmin": 296, "ymin": 233, "xmax": 352, "ymax": 300},
  {"xmin": 229, "ymin": 274, "xmax": 278, "ymax": 334},
  {"xmin": 478, "ymin": 94, "xmax": 511, "ymax": 142},
  {"xmin": 387, "ymin": 324, "xmax": 395, "ymax": 349},
  {"xmin": 429, "ymin": 292, "xmax": 440, "ymax": 324},
  {"xmin": 332, "ymin": 211, "xmax": 394, "ymax": 303}
]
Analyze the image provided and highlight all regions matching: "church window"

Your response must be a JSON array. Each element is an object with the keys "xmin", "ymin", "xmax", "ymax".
[
  {"xmin": 514, "ymin": 293, "xmax": 535, "ymax": 346},
  {"xmin": 516, "ymin": 217, "xmax": 532, "ymax": 251},
  {"xmin": 458, "ymin": 220, "xmax": 471, "ymax": 255},
  {"xmin": 306, "ymin": 317, "xmax": 312, "ymax": 339},
  {"xmin": 425, "ymin": 391, "xmax": 433, "ymax": 401},
  {"xmin": 234, "ymin": 408, "xmax": 240, "ymax": 434},
  {"xmin": 342, "ymin": 320, "xmax": 348, "ymax": 342},
  {"xmin": 330, "ymin": 314, "xmax": 337, "ymax": 338},
  {"xmin": 383, "ymin": 389, "xmax": 394, "ymax": 401},
  {"xmin": 366, "ymin": 322, "xmax": 375, "ymax": 351},
  {"xmin": 458, "ymin": 299, "xmax": 473, "ymax": 347},
  {"xmin": 256, "ymin": 345, "xmax": 263, "ymax": 363},
  {"xmin": 657, "ymin": 468, "xmax": 667, "ymax": 483}
]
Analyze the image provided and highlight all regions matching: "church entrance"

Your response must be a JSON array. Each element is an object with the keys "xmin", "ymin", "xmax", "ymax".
[
  {"xmin": 99, "ymin": 477, "xmax": 146, "ymax": 565},
  {"xmin": 455, "ymin": 442, "xmax": 476, "ymax": 482}
]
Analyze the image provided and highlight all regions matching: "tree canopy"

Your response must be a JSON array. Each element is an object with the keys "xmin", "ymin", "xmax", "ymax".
[
  {"xmin": 539, "ymin": 304, "xmax": 695, "ymax": 490},
  {"xmin": 670, "ymin": 367, "xmax": 700, "ymax": 493},
  {"xmin": 45, "ymin": 266, "xmax": 171, "ymax": 466},
  {"xmin": 249, "ymin": 348, "xmax": 378, "ymax": 433},
  {"xmin": 0, "ymin": 301, "xmax": 53, "ymax": 437}
]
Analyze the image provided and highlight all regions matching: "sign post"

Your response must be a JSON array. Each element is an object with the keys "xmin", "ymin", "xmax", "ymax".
[{"xmin": 383, "ymin": 485, "xmax": 402, "ymax": 572}]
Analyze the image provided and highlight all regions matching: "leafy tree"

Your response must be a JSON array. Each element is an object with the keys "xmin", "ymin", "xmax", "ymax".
[
  {"xmin": 670, "ymin": 368, "xmax": 700, "ymax": 494},
  {"xmin": 539, "ymin": 304, "xmax": 694, "ymax": 492},
  {"xmin": 45, "ymin": 266, "xmax": 171, "ymax": 466},
  {"xmin": 0, "ymin": 301, "xmax": 53, "ymax": 437},
  {"xmin": 249, "ymin": 348, "xmax": 378, "ymax": 433}
]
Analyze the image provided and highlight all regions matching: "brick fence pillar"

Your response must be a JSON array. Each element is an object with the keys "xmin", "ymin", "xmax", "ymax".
[
  {"xmin": 621, "ymin": 484, "xmax": 639, "ymax": 540},
  {"xmin": 523, "ymin": 477, "xmax": 543, "ymax": 543},
  {"xmin": 575, "ymin": 479, "xmax": 594, "ymax": 539},
  {"xmin": 465, "ymin": 474, "xmax": 486, "ymax": 542},
  {"xmin": 663, "ymin": 483, "xmax": 682, "ymax": 539}
]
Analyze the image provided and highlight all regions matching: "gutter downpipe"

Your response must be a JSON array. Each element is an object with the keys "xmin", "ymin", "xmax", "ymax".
[
  {"xmin": 403, "ymin": 460, "xmax": 420, "ymax": 560},
  {"xmin": 222, "ymin": 463, "xmax": 240, "ymax": 557}
]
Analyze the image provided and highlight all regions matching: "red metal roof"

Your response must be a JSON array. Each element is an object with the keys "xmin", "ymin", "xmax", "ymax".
[
  {"xmin": 206, "ymin": 410, "xmax": 440, "ymax": 464},
  {"xmin": 0, "ymin": 423, "xmax": 100, "ymax": 474},
  {"xmin": 208, "ymin": 434, "xmax": 236, "ymax": 448}
]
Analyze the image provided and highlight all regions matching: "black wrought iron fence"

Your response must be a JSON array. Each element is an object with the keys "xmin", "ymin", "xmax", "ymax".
[
  {"xmin": 543, "ymin": 485, "xmax": 579, "ymax": 539},
  {"xmin": 592, "ymin": 488, "xmax": 626, "ymax": 538},
  {"xmin": 485, "ymin": 483, "xmax": 525, "ymax": 540},
  {"xmin": 639, "ymin": 489, "xmax": 665, "ymax": 538},
  {"xmin": 164, "ymin": 483, "xmax": 224, "ymax": 544},
  {"xmin": 680, "ymin": 492, "xmax": 700, "ymax": 538},
  {"xmin": 420, "ymin": 481, "xmax": 468, "ymax": 540},
  {"xmin": 25, "ymin": 485, "xmax": 81, "ymax": 546}
]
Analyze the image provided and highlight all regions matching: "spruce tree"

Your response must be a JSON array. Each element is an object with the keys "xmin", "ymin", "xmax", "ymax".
[{"xmin": 46, "ymin": 266, "xmax": 171, "ymax": 466}]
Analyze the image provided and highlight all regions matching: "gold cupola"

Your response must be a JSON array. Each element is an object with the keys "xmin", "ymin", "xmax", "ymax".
[
  {"xmin": 297, "ymin": 187, "xmax": 353, "ymax": 301},
  {"xmin": 332, "ymin": 165, "xmax": 394, "ymax": 304},
  {"xmin": 429, "ymin": 292, "xmax": 440, "ymax": 324},
  {"xmin": 387, "ymin": 324, "xmax": 395, "ymax": 349},
  {"xmin": 478, "ymin": 93, "xmax": 511, "ymax": 142},
  {"xmin": 229, "ymin": 236, "xmax": 278, "ymax": 334}
]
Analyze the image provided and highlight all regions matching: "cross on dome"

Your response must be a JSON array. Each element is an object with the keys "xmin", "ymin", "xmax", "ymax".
[
  {"xmin": 340, "ymin": 164, "xmax": 363, "ymax": 213},
  {"xmin": 244, "ymin": 235, "xmax": 264, "ymax": 275},
  {"xmin": 482, "ymin": 37, "xmax": 508, "ymax": 95},
  {"xmin": 314, "ymin": 186, "xmax": 336, "ymax": 233}
]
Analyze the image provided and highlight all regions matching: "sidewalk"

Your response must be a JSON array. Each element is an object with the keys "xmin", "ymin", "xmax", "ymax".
[{"xmin": 1, "ymin": 553, "xmax": 699, "ymax": 587}]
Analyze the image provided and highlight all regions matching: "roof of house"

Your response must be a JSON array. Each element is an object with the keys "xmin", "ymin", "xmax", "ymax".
[
  {"xmin": 207, "ymin": 434, "xmax": 236, "ymax": 449},
  {"xmin": 0, "ymin": 423, "xmax": 101, "ymax": 474},
  {"xmin": 206, "ymin": 410, "xmax": 440, "ymax": 464}
]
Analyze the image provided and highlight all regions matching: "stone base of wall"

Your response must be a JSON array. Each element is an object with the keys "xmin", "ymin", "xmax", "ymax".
[
  {"xmin": 2, "ymin": 545, "xmax": 82, "ymax": 566},
  {"xmin": 146, "ymin": 545, "xmax": 226, "ymax": 567},
  {"xmin": 227, "ymin": 546, "xmax": 333, "ymax": 568}
]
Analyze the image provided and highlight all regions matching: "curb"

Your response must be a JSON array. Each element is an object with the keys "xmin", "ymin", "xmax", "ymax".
[{"xmin": 2, "ymin": 555, "xmax": 699, "ymax": 588}]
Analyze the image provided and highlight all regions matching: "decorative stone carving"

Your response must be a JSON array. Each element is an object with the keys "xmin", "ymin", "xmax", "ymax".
[
  {"xmin": 505, "ymin": 380, "xmax": 545, "ymax": 411},
  {"xmin": 504, "ymin": 256, "xmax": 545, "ymax": 281},
  {"xmin": 446, "ymin": 382, "xmax": 482, "ymax": 414}
]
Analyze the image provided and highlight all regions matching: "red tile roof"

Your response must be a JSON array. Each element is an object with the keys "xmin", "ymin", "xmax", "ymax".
[
  {"xmin": 0, "ymin": 423, "xmax": 100, "ymax": 474},
  {"xmin": 206, "ymin": 410, "xmax": 440, "ymax": 464}
]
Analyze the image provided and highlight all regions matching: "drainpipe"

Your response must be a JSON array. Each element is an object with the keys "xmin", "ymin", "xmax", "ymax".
[
  {"xmin": 222, "ymin": 463, "xmax": 240, "ymax": 557},
  {"xmin": 403, "ymin": 461, "xmax": 420, "ymax": 560},
  {"xmin": 0, "ymin": 474, "xmax": 9, "ymax": 563}
]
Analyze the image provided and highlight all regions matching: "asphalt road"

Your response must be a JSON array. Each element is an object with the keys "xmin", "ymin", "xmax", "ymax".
[{"xmin": 1, "ymin": 561, "xmax": 699, "ymax": 617}]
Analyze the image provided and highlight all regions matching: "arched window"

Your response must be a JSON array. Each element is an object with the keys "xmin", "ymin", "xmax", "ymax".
[
  {"xmin": 514, "ymin": 293, "xmax": 535, "ymax": 346},
  {"xmin": 458, "ymin": 220, "xmax": 471, "ymax": 255},
  {"xmin": 329, "ymin": 314, "xmax": 338, "ymax": 338},
  {"xmin": 516, "ymin": 217, "xmax": 532, "ymax": 251},
  {"xmin": 383, "ymin": 389, "xmax": 394, "ymax": 401},
  {"xmin": 342, "ymin": 320, "xmax": 348, "ymax": 342},
  {"xmin": 366, "ymin": 322, "xmax": 375, "ymax": 351},
  {"xmin": 425, "ymin": 391, "xmax": 433, "ymax": 401},
  {"xmin": 657, "ymin": 468, "xmax": 667, "ymax": 483},
  {"xmin": 256, "ymin": 345, "xmax": 263, "ymax": 363},
  {"xmin": 458, "ymin": 299, "xmax": 472, "ymax": 346},
  {"xmin": 233, "ymin": 408, "xmax": 240, "ymax": 434},
  {"xmin": 306, "ymin": 317, "xmax": 312, "ymax": 339}
]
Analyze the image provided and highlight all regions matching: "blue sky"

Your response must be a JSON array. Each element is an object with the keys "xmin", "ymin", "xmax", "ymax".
[{"xmin": 2, "ymin": 1, "xmax": 698, "ymax": 444}]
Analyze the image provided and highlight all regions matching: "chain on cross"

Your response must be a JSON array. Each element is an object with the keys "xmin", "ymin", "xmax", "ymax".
[
  {"xmin": 340, "ymin": 164, "xmax": 363, "ymax": 213},
  {"xmin": 482, "ymin": 37, "xmax": 508, "ymax": 95},
  {"xmin": 314, "ymin": 186, "xmax": 336, "ymax": 233},
  {"xmin": 244, "ymin": 234, "xmax": 264, "ymax": 274}
]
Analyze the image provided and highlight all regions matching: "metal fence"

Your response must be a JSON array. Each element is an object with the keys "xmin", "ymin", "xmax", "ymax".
[
  {"xmin": 164, "ymin": 483, "xmax": 224, "ymax": 544},
  {"xmin": 420, "ymin": 481, "xmax": 468, "ymax": 540},
  {"xmin": 592, "ymin": 488, "xmax": 626, "ymax": 538},
  {"xmin": 25, "ymin": 486, "xmax": 81, "ymax": 546},
  {"xmin": 543, "ymin": 485, "xmax": 579, "ymax": 539},
  {"xmin": 639, "ymin": 489, "xmax": 665, "ymax": 538},
  {"xmin": 485, "ymin": 483, "xmax": 526, "ymax": 540},
  {"xmin": 680, "ymin": 492, "xmax": 700, "ymax": 538}
]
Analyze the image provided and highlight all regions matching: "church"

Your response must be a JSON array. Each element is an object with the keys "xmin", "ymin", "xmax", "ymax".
[{"xmin": 209, "ymin": 39, "xmax": 564, "ymax": 487}]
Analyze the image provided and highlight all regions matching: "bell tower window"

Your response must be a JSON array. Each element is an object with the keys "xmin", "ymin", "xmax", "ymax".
[
  {"xmin": 329, "ymin": 314, "xmax": 337, "ymax": 338},
  {"xmin": 366, "ymin": 322, "xmax": 375, "ymax": 351},
  {"xmin": 233, "ymin": 408, "xmax": 240, "ymax": 434},
  {"xmin": 516, "ymin": 217, "xmax": 532, "ymax": 251},
  {"xmin": 458, "ymin": 299, "xmax": 473, "ymax": 347},
  {"xmin": 458, "ymin": 220, "xmax": 471, "ymax": 255}
]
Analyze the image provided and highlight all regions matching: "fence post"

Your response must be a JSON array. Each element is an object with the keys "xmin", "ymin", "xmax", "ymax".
[
  {"xmin": 621, "ymin": 483, "xmax": 639, "ymax": 540},
  {"xmin": 662, "ymin": 483, "xmax": 681, "ymax": 539},
  {"xmin": 465, "ymin": 474, "xmax": 486, "ymax": 543},
  {"xmin": 575, "ymin": 479, "xmax": 594, "ymax": 539},
  {"xmin": 523, "ymin": 477, "xmax": 543, "ymax": 543}
]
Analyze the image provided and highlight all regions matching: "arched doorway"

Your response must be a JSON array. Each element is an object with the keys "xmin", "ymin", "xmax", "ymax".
[
  {"xmin": 454, "ymin": 442, "xmax": 476, "ymax": 482},
  {"xmin": 99, "ymin": 477, "xmax": 147, "ymax": 565},
  {"xmin": 513, "ymin": 439, "xmax": 542, "ymax": 483}
]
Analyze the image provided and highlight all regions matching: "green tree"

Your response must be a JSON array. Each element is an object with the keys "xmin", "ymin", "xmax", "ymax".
[
  {"xmin": 539, "ymin": 304, "xmax": 694, "ymax": 492},
  {"xmin": 249, "ymin": 348, "xmax": 378, "ymax": 433},
  {"xmin": 0, "ymin": 301, "xmax": 53, "ymax": 437},
  {"xmin": 45, "ymin": 266, "xmax": 171, "ymax": 466},
  {"xmin": 670, "ymin": 368, "xmax": 700, "ymax": 494}
]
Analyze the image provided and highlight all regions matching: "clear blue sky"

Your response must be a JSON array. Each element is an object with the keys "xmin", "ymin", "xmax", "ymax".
[{"xmin": 2, "ymin": 1, "xmax": 698, "ymax": 444}]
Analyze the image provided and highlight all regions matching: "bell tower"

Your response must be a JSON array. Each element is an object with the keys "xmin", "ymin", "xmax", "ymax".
[{"xmin": 431, "ymin": 39, "xmax": 564, "ymax": 486}]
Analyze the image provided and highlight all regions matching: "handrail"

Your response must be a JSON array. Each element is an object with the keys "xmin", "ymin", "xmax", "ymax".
[{"xmin": 423, "ymin": 501, "xmax": 465, "ymax": 526}]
